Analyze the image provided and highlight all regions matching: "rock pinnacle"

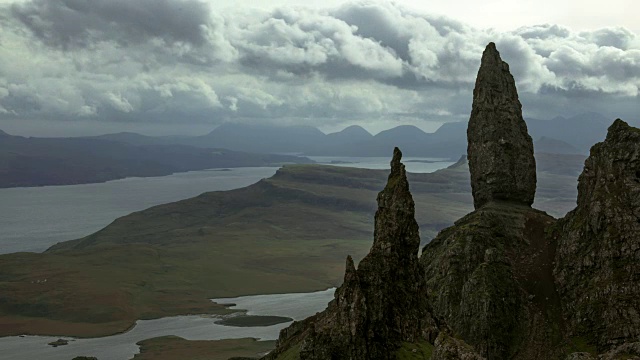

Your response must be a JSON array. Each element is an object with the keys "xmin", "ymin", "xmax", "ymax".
[
  {"xmin": 467, "ymin": 42, "xmax": 537, "ymax": 209},
  {"xmin": 263, "ymin": 147, "xmax": 440, "ymax": 359}
]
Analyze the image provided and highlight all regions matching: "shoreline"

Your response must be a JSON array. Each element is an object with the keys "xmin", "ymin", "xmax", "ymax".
[{"xmin": 0, "ymin": 287, "xmax": 336, "ymax": 340}]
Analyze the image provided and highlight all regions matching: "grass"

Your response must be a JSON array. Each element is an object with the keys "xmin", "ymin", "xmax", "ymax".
[
  {"xmin": 0, "ymin": 155, "xmax": 581, "ymax": 338},
  {"xmin": 568, "ymin": 337, "xmax": 598, "ymax": 355},
  {"xmin": 132, "ymin": 336, "xmax": 275, "ymax": 360},
  {"xmin": 396, "ymin": 341, "xmax": 434, "ymax": 359},
  {"xmin": 274, "ymin": 344, "xmax": 301, "ymax": 360}
]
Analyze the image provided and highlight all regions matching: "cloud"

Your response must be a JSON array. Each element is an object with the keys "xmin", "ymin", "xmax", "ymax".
[
  {"xmin": 584, "ymin": 27, "xmax": 636, "ymax": 50},
  {"xmin": 0, "ymin": 0, "xmax": 638, "ymax": 132},
  {"xmin": 11, "ymin": 0, "xmax": 213, "ymax": 48}
]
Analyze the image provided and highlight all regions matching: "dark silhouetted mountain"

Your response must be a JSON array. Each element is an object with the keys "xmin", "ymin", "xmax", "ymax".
[
  {"xmin": 304, "ymin": 125, "xmax": 374, "ymax": 155},
  {"xmin": 374, "ymin": 125, "xmax": 428, "ymax": 143},
  {"xmin": 0, "ymin": 133, "xmax": 312, "ymax": 188},
  {"xmin": 79, "ymin": 112, "xmax": 613, "ymax": 159},
  {"xmin": 188, "ymin": 123, "xmax": 327, "ymax": 154},
  {"xmin": 327, "ymin": 125, "xmax": 372, "ymax": 141}
]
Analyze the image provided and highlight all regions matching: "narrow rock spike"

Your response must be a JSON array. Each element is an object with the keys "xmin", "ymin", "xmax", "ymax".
[{"xmin": 467, "ymin": 42, "xmax": 537, "ymax": 209}]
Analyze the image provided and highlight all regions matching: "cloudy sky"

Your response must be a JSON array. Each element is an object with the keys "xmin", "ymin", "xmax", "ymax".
[{"xmin": 0, "ymin": 0, "xmax": 638, "ymax": 136}]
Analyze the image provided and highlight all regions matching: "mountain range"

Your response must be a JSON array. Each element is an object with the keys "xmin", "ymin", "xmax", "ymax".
[{"xmin": 85, "ymin": 111, "xmax": 618, "ymax": 158}]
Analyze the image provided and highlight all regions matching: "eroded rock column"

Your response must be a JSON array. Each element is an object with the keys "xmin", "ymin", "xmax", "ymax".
[{"xmin": 467, "ymin": 42, "xmax": 536, "ymax": 209}]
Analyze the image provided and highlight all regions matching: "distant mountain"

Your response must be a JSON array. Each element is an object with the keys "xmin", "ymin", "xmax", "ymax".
[
  {"xmin": 187, "ymin": 123, "xmax": 326, "ymax": 154},
  {"xmin": 374, "ymin": 125, "xmax": 428, "ymax": 143},
  {"xmin": 178, "ymin": 122, "xmax": 460, "ymax": 157},
  {"xmin": 0, "ymin": 133, "xmax": 312, "ymax": 188},
  {"xmin": 92, "ymin": 132, "xmax": 170, "ymax": 146},
  {"xmin": 527, "ymin": 112, "xmax": 610, "ymax": 153},
  {"xmin": 534, "ymin": 136, "xmax": 581, "ymax": 155},
  {"xmin": 0, "ymin": 129, "xmax": 8, "ymax": 137},
  {"xmin": 424, "ymin": 112, "xmax": 612, "ymax": 157},
  {"xmin": 77, "ymin": 112, "xmax": 614, "ymax": 159},
  {"xmin": 326, "ymin": 125, "xmax": 372, "ymax": 142}
]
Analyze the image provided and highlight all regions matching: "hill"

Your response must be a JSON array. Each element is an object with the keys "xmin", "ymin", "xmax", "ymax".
[
  {"xmin": 534, "ymin": 136, "xmax": 582, "ymax": 155},
  {"xmin": 0, "ymin": 133, "xmax": 312, "ymax": 188}
]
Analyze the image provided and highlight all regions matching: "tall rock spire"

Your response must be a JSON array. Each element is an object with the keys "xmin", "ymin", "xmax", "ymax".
[
  {"xmin": 467, "ymin": 42, "xmax": 536, "ymax": 209},
  {"xmin": 262, "ymin": 147, "xmax": 447, "ymax": 359}
]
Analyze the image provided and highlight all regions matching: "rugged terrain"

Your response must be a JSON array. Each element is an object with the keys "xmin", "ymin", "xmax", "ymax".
[
  {"xmin": 553, "ymin": 119, "xmax": 640, "ymax": 356},
  {"xmin": 422, "ymin": 44, "xmax": 640, "ymax": 360},
  {"xmin": 262, "ymin": 43, "xmax": 640, "ymax": 360},
  {"xmin": 263, "ymin": 149, "xmax": 484, "ymax": 360},
  {"xmin": 0, "ymin": 148, "xmax": 579, "ymax": 338}
]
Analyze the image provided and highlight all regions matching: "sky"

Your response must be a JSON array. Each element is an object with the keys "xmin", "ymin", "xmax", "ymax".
[{"xmin": 0, "ymin": 0, "xmax": 638, "ymax": 136}]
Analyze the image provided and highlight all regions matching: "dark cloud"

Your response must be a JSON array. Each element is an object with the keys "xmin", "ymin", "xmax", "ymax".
[
  {"xmin": 11, "ymin": 0, "xmax": 212, "ymax": 48},
  {"xmin": 0, "ymin": 0, "xmax": 637, "ymax": 133},
  {"xmin": 333, "ymin": 2, "xmax": 413, "ymax": 61}
]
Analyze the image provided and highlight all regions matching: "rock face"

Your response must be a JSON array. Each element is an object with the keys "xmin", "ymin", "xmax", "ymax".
[
  {"xmin": 421, "ymin": 42, "xmax": 559, "ymax": 360},
  {"xmin": 263, "ymin": 148, "xmax": 482, "ymax": 359},
  {"xmin": 421, "ymin": 202, "xmax": 559, "ymax": 360},
  {"xmin": 554, "ymin": 119, "xmax": 640, "ymax": 351},
  {"xmin": 467, "ymin": 42, "xmax": 536, "ymax": 209},
  {"xmin": 261, "ymin": 43, "xmax": 640, "ymax": 360}
]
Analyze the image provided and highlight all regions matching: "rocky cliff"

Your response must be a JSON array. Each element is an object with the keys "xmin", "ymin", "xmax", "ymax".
[
  {"xmin": 259, "ymin": 43, "xmax": 639, "ymax": 360},
  {"xmin": 422, "ymin": 44, "xmax": 640, "ymax": 360},
  {"xmin": 263, "ymin": 148, "xmax": 483, "ymax": 360},
  {"xmin": 554, "ymin": 119, "xmax": 640, "ymax": 356},
  {"xmin": 421, "ymin": 43, "xmax": 561, "ymax": 360}
]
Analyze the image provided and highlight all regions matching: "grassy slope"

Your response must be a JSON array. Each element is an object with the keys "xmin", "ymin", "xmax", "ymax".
[{"xmin": 0, "ymin": 154, "xmax": 580, "ymax": 338}]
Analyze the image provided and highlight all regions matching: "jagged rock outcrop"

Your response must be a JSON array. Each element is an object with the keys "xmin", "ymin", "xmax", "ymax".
[
  {"xmin": 420, "ymin": 202, "xmax": 560, "ymax": 360},
  {"xmin": 554, "ymin": 119, "xmax": 640, "ymax": 352},
  {"xmin": 263, "ymin": 148, "xmax": 483, "ymax": 360},
  {"xmin": 421, "ymin": 43, "xmax": 562, "ymax": 360},
  {"xmin": 422, "ymin": 43, "xmax": 640, "ymax": 360},
  {"xmin": 467, "ymin": 42, "xmax": 536, "ymax": 209},
  {"xmin": 261, "ymin": 43, "xmax": 639, "ymax": 360}
]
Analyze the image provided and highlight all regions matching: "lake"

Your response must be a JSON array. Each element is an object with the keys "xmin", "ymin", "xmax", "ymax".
[
  {"xmin": 0, "ymin": 288, "xmax": 336, "ymax": 360},
  {"xmin": 0, "ymin": 157, "xmax": 453, "ymax": 254},
  {"xmin": 309, "ymin": 156, "xmax": 453, "ymax": 173},
  {"xmin": 0, "ymin": 167, "xmax": 280, "ymax": 254}
]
